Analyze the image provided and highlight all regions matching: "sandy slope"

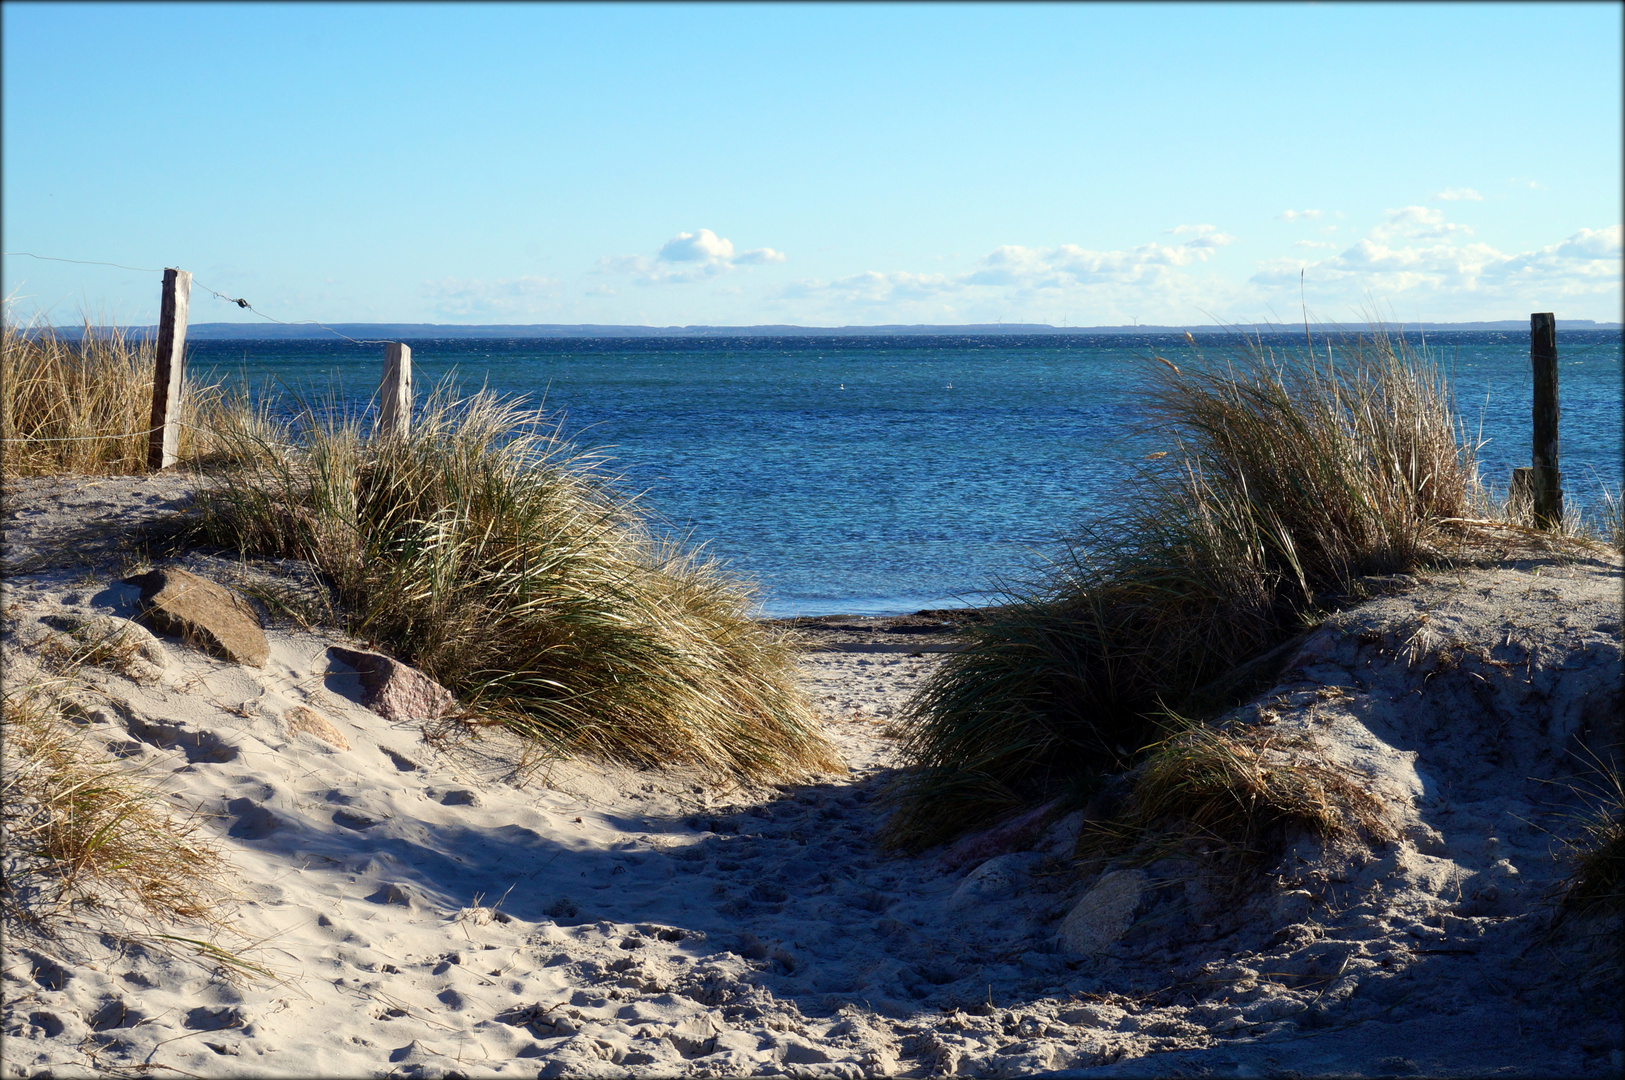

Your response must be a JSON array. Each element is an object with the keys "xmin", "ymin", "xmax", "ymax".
[{"xmin": 2, "ymin": 475, "xmax": 1621, "ymax": 1078}]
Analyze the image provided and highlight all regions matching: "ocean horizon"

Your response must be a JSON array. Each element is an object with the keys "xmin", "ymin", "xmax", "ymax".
[
  {"xmin": 187, "ymin": 329, "xmax": 1624, "ymax": 617},
  {"xmin": 47, "ymin": 318, "xmax": 1625, "ymax": 339}
]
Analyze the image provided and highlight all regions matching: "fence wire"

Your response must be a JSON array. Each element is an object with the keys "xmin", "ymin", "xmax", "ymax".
[{"xmin": 5, "ymin": 251, "xmax": 393, "ymax": 346}]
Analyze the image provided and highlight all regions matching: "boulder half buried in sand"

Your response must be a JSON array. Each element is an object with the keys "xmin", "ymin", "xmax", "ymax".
[
  {"xmin": 1058, "ymin": 869, "xmax": 1149, "ymax": 955},
  {"xmin": 123, "ymin": 567, "xmax": 268, "ymax": 666},
  {"xmin": 328, "ymin": 646, "xmax": 457, "ymax": 722}
]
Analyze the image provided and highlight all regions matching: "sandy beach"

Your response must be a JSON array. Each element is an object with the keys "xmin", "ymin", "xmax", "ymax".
[{"xmin": 3, "ymin": 473, "xmax": 1621, "ymax": 1078}]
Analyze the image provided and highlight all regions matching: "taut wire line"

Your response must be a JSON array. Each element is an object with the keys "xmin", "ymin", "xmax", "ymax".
[
  {"xmin": 6, "ymin": 250, "xmax": 393, "ymax": 347},
  {"xmin": 4, "ymin": 251, "xmax": 165, "ymax": 273},
  {"xmin": 0, "ymin": 420, "xmax": 278, "ymax": 444},
  {"xmin": 188, "ymin": 278, "xmax": 393, "ymax": 346}
]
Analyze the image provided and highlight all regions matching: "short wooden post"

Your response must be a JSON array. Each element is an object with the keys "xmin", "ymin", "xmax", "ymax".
[
  {"xmin": 147, "ymin": 267, "xmax": 191, "ymax": 470},
  {"xmin": 379, "ymin": 342, "xmax": 412, "ymax": 438},
  {"xmin": 1509, "ymin": 466, "xmax": 1535, "ymax": 513},
  {"xmin": 1530, "ymin": 313, "xmax": 1561, "ymax": 529}
]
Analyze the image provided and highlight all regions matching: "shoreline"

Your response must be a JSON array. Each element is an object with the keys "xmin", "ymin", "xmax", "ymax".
[{"xmin": 39, "ymin": 321, "xmax": 1625, "ymax": 340}]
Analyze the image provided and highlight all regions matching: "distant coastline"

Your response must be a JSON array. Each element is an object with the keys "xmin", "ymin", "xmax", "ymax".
[{"xmin": 44, "ymin": 319, "xmax": 1625, "ymax": 340}]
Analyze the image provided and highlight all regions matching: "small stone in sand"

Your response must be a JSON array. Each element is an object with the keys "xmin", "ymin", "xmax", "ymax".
[{"xmin": 284, "ymin": 705, "xmax": 351, "ymax": 750}]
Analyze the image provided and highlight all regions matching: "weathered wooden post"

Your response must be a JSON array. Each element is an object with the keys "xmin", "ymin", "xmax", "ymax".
[
  {"xmin": 378, "ymin": 342, "xmax": 412, "ymax": 438},
  {"xmin": 146, "ymin": 267, "xmax": 191, "ymax": 470},
  {"xmin": 1530, "ymin": 312, "xmax": 1561, "ymax": 529}
]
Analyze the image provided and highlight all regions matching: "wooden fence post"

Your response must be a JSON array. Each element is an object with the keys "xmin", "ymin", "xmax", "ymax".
[
  {"xmin": 379, "ymin": 342, "xmax": 412, "ymax": 438},
  {"xmin": 1530, "ymin": 312, "xmax": 1561, "ymax": 529},
  {"xmin": 147, "ymin": 267, "xmax": 191, "ymax": 470}
]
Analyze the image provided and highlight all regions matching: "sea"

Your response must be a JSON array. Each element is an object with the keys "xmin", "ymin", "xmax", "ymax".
[{"xmin": 189, "ymin": 330, "xmax": 1624, "ymax": 617}]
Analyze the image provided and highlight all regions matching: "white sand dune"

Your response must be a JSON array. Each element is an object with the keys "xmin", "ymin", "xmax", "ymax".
[{"xmin": 2, "ymin": 475, "xmax": 1621, "ymax": 1078}]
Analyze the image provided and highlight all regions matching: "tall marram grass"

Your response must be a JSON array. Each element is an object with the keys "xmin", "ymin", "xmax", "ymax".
[
  {"xmin": 886, "ymin": 328, "xmax": 1476, "ymax": 850},
  {"xmin": 1, "ymin": 313, "xmax": 275, "ymax": 476},
  {"xmin": 1, "ymin": 670, "xmax": 271, "ymax": 980},
  {"xmin": 194, "ymin": 384, "xmax": 840, "ymax": 782},
  {"xmin": 0, "ymin": 674, "xmax": 246, "ymax": 952}
]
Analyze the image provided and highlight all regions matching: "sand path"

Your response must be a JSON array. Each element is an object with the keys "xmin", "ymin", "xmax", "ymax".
[{"xmin": 2, "ymin": 475, "xmax": 1620, "ymax": 1078}]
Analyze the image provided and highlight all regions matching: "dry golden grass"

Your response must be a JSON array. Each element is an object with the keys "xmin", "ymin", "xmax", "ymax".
[
  {"xmin": 1484, "ymin": 481, "xmax": 1625, "ymax": 553},
  {"xmin": 1076, "ymin": 720, "xmax": 1393, "ymax": 871},
  {"xmin": 1, "ymin": 676, "xmax": 230, "ymax": 934},
  {"xmin": 886, "ymin": 327, "xmax": 1476, "ymax": 851},
  {"xmin": 0, "ymin": 312, "xmax": 276, "ymax": 476},
  {"xmin": 192, "ymin": 382, "xmax": 840, "ymax": 783}
]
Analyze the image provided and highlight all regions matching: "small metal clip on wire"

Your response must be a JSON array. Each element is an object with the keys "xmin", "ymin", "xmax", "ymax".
[
  {"xmin": 4, "ymin": 251, "xmax": 391, "ymax": 348},
  {"xmin": 196, "ymin": 283, "xmax": 250, "ymax": 309}
]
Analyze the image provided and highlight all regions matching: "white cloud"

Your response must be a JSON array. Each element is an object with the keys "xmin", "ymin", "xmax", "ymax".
[
  {"xmin": 779, "ymin": 228, "xmax": 1242, "ymax": 323},
  {"xmin": 965, "ymin": 230, "xmax": 1236, "ymax": 288},
  {"xmin": 782, "ymin": 270, "xmax": 960, "ymax": 305},
  {"xmin": 1166, "ymin": 224, "xmax": 1237, "ymax": 249},
  {"xmin": 602, "ymin": 228, "xmax": 786, "ymax": 284},
  {"xmin": 1252, "ymin": 213, "xmax": 1622, "ymax": 314},
  {"xmin": 423, "ymin": 275, "xmax": 560, "ymax": 318},
  {"xmin": 1280, "ymin": 209, "xmax": 1324, "ymax": 221},
  {"xmin": 1481, "ymin": 225, "xmax": 1622, "ymax": 287},
  {"xmin": 1434, "ymin": 187, "xmax": 1484, "ymax": 202},
  {"xmin": 559, "ymin": 212, "xmax": 1620, "ymax": 327},
  {"xmin": 1369, "ymin": 206, "xmax": 1474, "ymax": 242},
  {"xmin": 658, "ymin": 229, "xmax": 735, "ymax": 262},
  {"xmin": 733, "ymin": 246, "xmax": 789, "ymax": 265}
]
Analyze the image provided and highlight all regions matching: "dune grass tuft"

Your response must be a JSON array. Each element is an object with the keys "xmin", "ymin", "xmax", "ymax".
[
  {"xmin": 1557, "ymin": 756, "xmax": 1625, "ymax": 920},
  {"xmin": 0, "ymin": 311, "xmax": 278, "ymax": 477},
  {"xmin": 886, "ymin": 327, "xmax": 1475, "ymax": 850},
  {"xmin": 1564, "ymin": 815, "xmax": 1625, "ymax": 918},
  {"xmin": 1076, "ymin": 720, "xmax": 1393, "ymax": 871},
  {"xmin": 1601, "ymin": 489, "xmax": 1625, "ymax": 553},
  {"xmin": 0, "ymin": 677, "xmax": 230, "ymax": 931},
  {"xmin": 192, "ymin": 382, "xmax": 840, "ymax": 782}
]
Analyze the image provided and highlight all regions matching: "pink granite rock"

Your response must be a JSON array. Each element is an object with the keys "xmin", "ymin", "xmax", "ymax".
[{"xmin": 328, "ymin": 646, "xmax": 457, "ymax": 722}]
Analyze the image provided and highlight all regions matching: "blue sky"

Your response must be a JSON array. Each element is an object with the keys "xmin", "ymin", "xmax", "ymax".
[{"xmin": 3, "ymin": 2, "xmax": 1620, "ymax": 327}]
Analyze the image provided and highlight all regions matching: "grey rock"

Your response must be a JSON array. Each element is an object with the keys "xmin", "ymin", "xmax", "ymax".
[
  {"xmin": 1058, "ymin": 869, "xmax": 1149, "ymax": 955},
  {"xmin": 949, "ymin": 852, "xmax": 1042, "ymax": 910},
  {"xmin": 328, "ymin": 646, "xmax": 457, "ymax": 722},
  {"xmin": 1269, "ymin": 889, "xmax": 1315, "ymax": 925},
  {"xmin": 1036, "ymin": 810, "xmax": 1086, "ymax": 857},
  {"xmin": 367, "ymin": 883, "xmax": 414, "ymax": 906},
  {"xmin": 123, "ymin": 568, "xmax": 268, "ymax": 666}
]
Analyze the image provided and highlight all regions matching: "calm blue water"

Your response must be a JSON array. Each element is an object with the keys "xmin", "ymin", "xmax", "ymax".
[{"xmin": 190, "ymin": 331, "xmax": 1623, "ymax": 616}]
